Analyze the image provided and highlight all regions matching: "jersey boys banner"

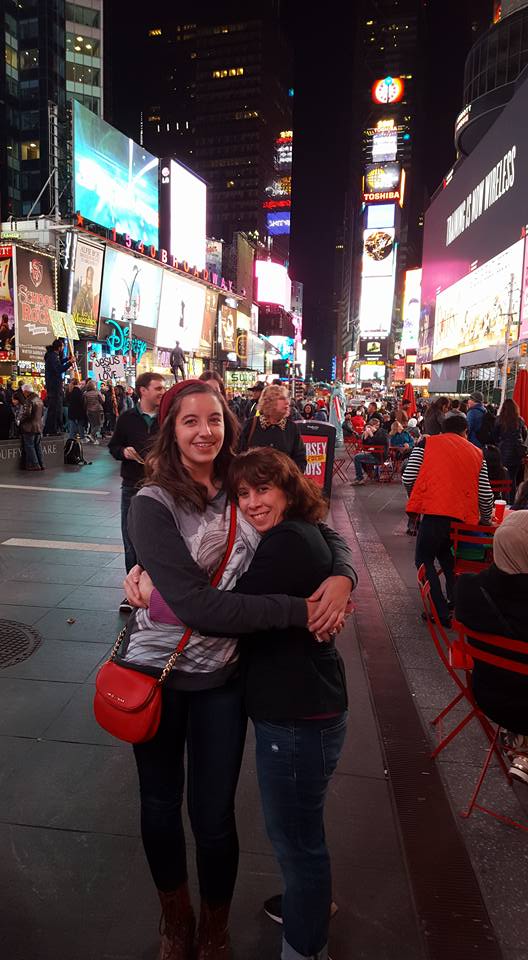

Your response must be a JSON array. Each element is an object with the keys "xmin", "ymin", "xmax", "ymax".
[{"xmin": 14, "ymin": 247, "xmax": 57, "ymax": 362}]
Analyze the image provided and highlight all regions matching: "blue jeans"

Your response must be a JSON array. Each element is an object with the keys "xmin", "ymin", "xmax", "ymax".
[
  {"xmin": 255, "ymin": 714, "xmax": 348, "ymax": 960},
  {"xmin": 67, "ymin": 419, "xmax": 85, "ymax": 440},
  {"xmin": 354, "ymin": 452, "xmax": 378, "ymax": 480},
  {"xmin": 121, "ymin": 485, "xmax": 138, "ymax": 573},
  {"xmin": 22, "ymin": 432, "xmax": 44, "ymax": 469},
  {"xmin": 133, "ymin": 678, "xmax": 247, "ymax": 902},
  {"xmin": 415, "ymin": 514, "xmax": 455, "ymax": 625}
]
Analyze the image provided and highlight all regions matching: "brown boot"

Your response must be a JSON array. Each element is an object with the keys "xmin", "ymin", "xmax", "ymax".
[
  {"xmin": 195, "ymin": 901, "xmax": 232, "ymax": 959},
  {"xmin": 158, "ymin": 884, "xmax": 196, "ymax": 960}
]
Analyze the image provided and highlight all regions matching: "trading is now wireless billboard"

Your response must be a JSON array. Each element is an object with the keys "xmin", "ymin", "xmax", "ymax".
[{"xmin": 73, "ymin": 100, "xmax": 159, "ymax": 247}]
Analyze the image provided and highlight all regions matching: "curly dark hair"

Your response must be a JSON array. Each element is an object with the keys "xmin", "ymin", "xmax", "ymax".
[
  {"xmin": 227, "ymin": 447, "xmax": 327, "ymax": 523},
  {"xmin": 144, "ymin": 382, "xmax": 239, "ymax": 511}
]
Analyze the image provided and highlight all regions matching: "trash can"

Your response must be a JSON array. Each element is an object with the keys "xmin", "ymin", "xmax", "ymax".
[{"xmin": 298, "ymin": 421, "xmax": 337, "ymax": 499}]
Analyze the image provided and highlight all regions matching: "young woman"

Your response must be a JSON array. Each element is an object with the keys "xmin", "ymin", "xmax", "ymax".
[
  {"xmin": 123, "ymin": 381, "xmax": 355, "ymax": 960},
  {"xmin": 493, "ymin": 398, "xmax": 527, "ymax": 498}
]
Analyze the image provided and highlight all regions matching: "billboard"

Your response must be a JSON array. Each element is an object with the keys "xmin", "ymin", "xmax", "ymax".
[
  {"xmin": 157, "ymin": 271, "xmax": 207, "ymax": 353},
  {"xmin": 372, "ymin": 130, "xmax": 398, "ymax": 162},
  {"xmin": 67, "ymin": 237, "xmax": 104, "ymax": 337},
  {"xmin": 255, "ymin": 260, "xmax": 291, "ymax": 308},
  {"xmin": 201, "ymin": 289, "xmax": 218, "ymax": 354},
  {"xmin": 14, "ymin": 247, "xmax": 57, "ymax": 362},
  {"xmin": 363, "ymin": 162, "xmax": 402, "ymax": 203},
  {"xmin": 401, "ymin": 268, "xmax": 422, "ymax": 351},
  {"xmin": 206, "ymin": 239, "xmax": 223, "ymax": 276},
  {"xmin": 358, "ymin": 275, "xmax": 395, "ymax": 337},
  {"xmin": 99, "ymin": 248, "xmax": 162, "ymax": 328},
  {"xmin": 267, "ymin": 335, "xmax": 294, "ymax": 360},
  {"xmin": 359, "ymin": 338, "xmax": 389, "ymax": 361},
  {"xmin": 267, "ymin": 211, "xmax": 291, "ymax": 236},
  {"xmin": 160, "ymin": 159, "xmax": 206, "ymax": 269},
  {"xmin": 359, "ymin": 363, "xmax": 386, "ymax": 382},
  {"xmin": 0, "ymin": 245, "xmax": 15, "ymax": 357},
  {"xmin": 362, "ymin": 228, "xmax": 395, "ymax": 277},
  {"xmin": 218, "ymin": 303, "xmax": 236, "ymax": 352},
  {"xmin": 73, "ymin": 100, "xmax": 159, "ymax": 247},
  {"xmin": 433, "ymin": 239, "xmax": 523, "ymax": 361},
  {"xmin": 366, "ymin": 203, "xmax": 396, "ymax": 229}
]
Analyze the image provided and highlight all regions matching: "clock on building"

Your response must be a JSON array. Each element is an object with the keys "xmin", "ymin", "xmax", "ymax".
[{"xmin": 372, "ymin": 76, "xmax": 404, "ymax": 105}]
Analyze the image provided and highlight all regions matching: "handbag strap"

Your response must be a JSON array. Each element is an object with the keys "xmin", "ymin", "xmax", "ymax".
[
  {"xmin": 479, "ymin": 585, "xmax": 517, "ymax": 637},
  {"xmin": 111, "ymin": 501, "xmax": 238, "ymax": 685}
]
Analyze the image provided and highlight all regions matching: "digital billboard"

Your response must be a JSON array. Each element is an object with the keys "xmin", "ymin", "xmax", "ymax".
[
  {"xmin": 358, "ymin": 275, "xmax": 395, "ymax": 337},
  {"xmin": 366, "ymin": 204, "xmax": 396, "ymax": 229},
  {"xmin": 401, "ymin": 269, "xmax": 422, "ymax": 351},
  {"xmin": 99, "ymin": 248, "xmax": 162, "ymax": 328},
  {"xmin": 73, "ymin": 100, "xmax": 159, "ymax": 247},
  {"xmin": 267, "ymin": 211, "xmax": 291, "ymax": 236},
  {"xmin": 433, "ymin": 239, "xmax": 523, "ymax": 361},
  {"xmin": 267, "ymin": 335, "xmax": 294, "ymax": 360},
  {"xmin": 363, "ymin": 162, "xmax": 401, "ymax": 203},
  {"xmin": 218, "ymin": 303, "xmax": 236, "ymax": 352},
  {"xmin": 362, "ymin": 228, "xmax": 395, "ymax": 278},
  {"xmin": 360, "ymin": 363, "xmax": 386, "ymax": 382},
  {"xmin": 67, "ymin": 236, "xmax": 105, "ymax": 337},
  {"xmin": 206, "ymin": 239, "xmax": 223, "ymax": 276},
  {"xmin": 160, "ymin": 159, "xmax": 206, "ymax": 269},
  {"xmin": 359, "ymin": 338, "xmax": 389, "ymax": 361},
  {"xmin": 157, "ymin": 271, "xmax": 207, "ymax": 353},
  {"xmin": 255, "ymin": 260, "xmax": 291, "ymax": 308},
  {"xmin": 372, "ymin": 130, "xmax": 398, "ymax": 162}
]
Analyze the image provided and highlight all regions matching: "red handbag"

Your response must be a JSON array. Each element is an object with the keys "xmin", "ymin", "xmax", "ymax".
[{"xmin": 94, "ymin": 502, "xmax": 237, "ymax": 744}]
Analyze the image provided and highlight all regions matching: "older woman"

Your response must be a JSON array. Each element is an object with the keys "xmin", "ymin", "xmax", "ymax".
[
  {"xmin": 455, "ymin": 510, "xmax": 528, "ymax": 783},
  {"xmin": 389, "ymin": 420, "xmax": 414, "ymax": 460},
  {"xmin": 238, "ymin": 383, "xmax": 307, "ymax": 472}
]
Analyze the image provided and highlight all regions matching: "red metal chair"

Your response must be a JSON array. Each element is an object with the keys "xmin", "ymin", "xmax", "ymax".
[
  {"xmin": 450, "ymin": 522, "xmax": 495, "ymax": 576},
  {"xmin": 453, "ymin": 620, "xmax": 528, "ymax": 832},
  {"xmin": 332, "ymin": 456, "xmax": 349, "ymax": 483},
  {"xmin": 490, "ymin": 478, "xmax": 513, "ymax": 500},
  {"xmin": 343, "ymin": 435, "xmax": 361, "ymax": 461},
  {"xmin": 360, "ymin": 444, "xmax": 387, "ymax": 482}
]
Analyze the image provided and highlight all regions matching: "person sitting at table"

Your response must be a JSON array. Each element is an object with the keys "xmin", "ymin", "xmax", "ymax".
[
  {"xmin": 389, "ymin": 421, "xmax": 414, "ymax": 460},
  {"xmin": 483, "ymin": 444, "xmax": 509, "ymax": 487},
  {"xmin": 351, "ymin": 417, "xmax": 389, "ymax": 486},
  {"xmin": 511, "ymin": 480, "xmax": 528, "ymax": 511},
  {"xmin": 350, "ymin": 408, "xmax": 365, "ymax": 435},
  {"xmin": 455, "ymin": 511, "xmax": 528, "ymax": 784}
]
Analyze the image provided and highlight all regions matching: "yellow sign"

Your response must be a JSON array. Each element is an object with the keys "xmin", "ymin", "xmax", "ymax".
[{"xmin": 49, "ymin": 310, "xmax": 79, "ymax": 342}]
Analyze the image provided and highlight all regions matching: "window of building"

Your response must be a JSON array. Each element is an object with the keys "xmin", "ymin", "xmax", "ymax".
[
  {"xmin": 19, "ymin": 48, "xmax": 39, "ymax": 70},
  {"xmin": 66, "ymin": 33, "xmax": 101, "ymax": 57},
  {"xmin": 18, "ymin": 18, "xmax": 38, "ymax": 41},
  {"xmin": 21, "ymin": 140, "xmax": 40, "ymax": 161},
  {"xmin": 66, "ymin": 62, "xmax": 100, "ymax": 85},
  {"xmin": 5, "ymin": 44, "xmax": 18, "ymax": 70},
  {"xmin": 20, "ymin": 109, "xmax": 39, "ymax": 130},
  {"xmin": 65, "ymin": 2, "xmax": 100, "ymax": 28},
  {"xmin": 148, "ymin": 28, "xmax": 162, "ymax": 36},
  {"xmin": 212, "ymin": 66, "xmax": 244, "ymax": 79}
]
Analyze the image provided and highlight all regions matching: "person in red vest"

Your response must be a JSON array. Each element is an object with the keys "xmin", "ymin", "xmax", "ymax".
[{"xmin": 402, "ymin": 412, "xmax": 494, "ymax": 627}]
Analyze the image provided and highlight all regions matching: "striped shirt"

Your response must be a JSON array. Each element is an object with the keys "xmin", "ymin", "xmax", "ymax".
[{"xmin": 402, "ymin": 443, "xmax": 494, "ymax": 523}]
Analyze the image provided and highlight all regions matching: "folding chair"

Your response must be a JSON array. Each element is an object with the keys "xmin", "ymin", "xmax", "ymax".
[
  {"xmin": 454, "ymin": 621, "xmax": 528, "ymax": 832},
  {"xmin": 490, "ymin": 479, "xmax": 513, "ymax": 501},
  {"xmin": 450, "ymin": 522, "xmax": 495, "ymax": 576},
  {"xmin": 360, "ymin": 444, "xmax": 386, "ymax": 482},
  {"xmin": 388, "ymin": 447, "xmax": 405, "ymax": 479},
  {"xmin": 332, "ymin": 456, "xmax": 348, "ymax": 483},
  {"xmin": 343, "ymin": 435, "xmax": 361, "ymax": 462}
]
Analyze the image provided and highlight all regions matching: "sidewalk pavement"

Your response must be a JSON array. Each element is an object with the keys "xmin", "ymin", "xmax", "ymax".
[{"xmin": 0, "ymin": 451, "xmax": 525, "ymax": 959}]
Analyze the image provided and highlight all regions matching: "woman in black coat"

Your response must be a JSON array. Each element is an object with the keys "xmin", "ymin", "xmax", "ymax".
[
  {"xmin": 455, "ymin": 510, "xmax": 528, "ymax": 783},
  {"xmin": 493, "ymin": 398, "xmax": 527, "ymax": 497}
]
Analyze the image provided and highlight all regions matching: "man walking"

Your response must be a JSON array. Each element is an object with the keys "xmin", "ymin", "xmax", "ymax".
[
  {"xmin": 466, "ymin": 391, "xmax": 487, "ymax": 447},
  {"xmin": 43, "ymin": 339, "xmax": 74, "ymax": 435},
  {"xmin": 402, "ymin": 412, "xmax": 493, "ymax": 627},
  {"xmin": 109, "ymin": 372, "xmax": 165, "ymax": 611},
  {"xmin": 170, "ymin": 341, "xmax": 186, "ymax": 381}
]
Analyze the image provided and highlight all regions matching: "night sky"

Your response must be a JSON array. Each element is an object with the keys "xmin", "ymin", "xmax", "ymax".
[{"xmin": 107, "ymin": 0, "xmax": 488, "ymax": 377}]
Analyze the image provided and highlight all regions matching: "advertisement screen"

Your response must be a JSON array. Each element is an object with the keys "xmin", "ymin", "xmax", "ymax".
[
  {"xmin": 433, "ymin": 239, "xmax": 523, "ymax": 361},
  {"xmin": 0, "ymin": 245, "xmax": 15, "ymax": 358},
  {"xmin": 246, "ymin": 331, "xmax": 265, "ymax": 372},
  {"xmin": 157, "ymin": 271, "xmax": 207, "ymax": 352},
  {"xmin": 401, "ymin": 268, "xmax": 422, "ymax": 351},
  {"xmin": 255, "ymin": 260, "xmax": 290, "ymax": 308},
  {"xmin": 359, "ymin": 338, "xmax": 389, "ymax": 361},
  {"xmin": 218, "ymin": 304, "xmax": 237, "ymax": 352},
  {"xmin": 14, "ymin": 247, "xmax": 56, "ymax": 362},
  {"xmin": 267, "ymin": 211, "xmax": 291, "ymax": 236},
  {"xmin": 99, "ymin": 248, "xmax": 162, "ymax": 328},
  {"xmin": 73, "ymin": 100, "xmax": 159, "ymax": 247},
  {"xmin": 201, "ymin": 289, "xmax": 218, "ymax": 354},
  {"xmin": 372, "ymin": 131, "xmax": 398, "ymax": 162},
  {"xmin": 364, "ymin": 162, "xmax": 401, "ymax": 202},
  {"xmin": 162, "ymin": 159, "xmax": 206, "ymax": 269},
  {"xmin": 366, "ymin": 203, "xmax": 396, "ymax": 229},
  {"xmin": 267, "ymin": 335, "xmax": 294, "ymax": 360},
  {"xmin": 206, "ymin": 239, "xmax": 223, "ymax": 276},
  {"xmin": 68, "ymin": 237, "xmax": 104, "ymax": 337},
  {"xmin": 359, "ymin": 363, "xmax": 386, "ymax": 382},
  {"xmin": 359, "ymin": 275, "xmax": 395, "ymax": 336},
  {"xmin": 362, "ymin": 228, "xmax": 395, "ymax": 278}
]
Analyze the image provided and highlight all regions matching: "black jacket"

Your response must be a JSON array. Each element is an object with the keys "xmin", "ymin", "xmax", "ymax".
[
  {"xmin": 67, "ymin": 386, "xmax": 87, "ymax": 423},
  {"xmin": 44, "ymin": 346, "xmax": 73, "ymax": 393},
  {"xmin": 493, "ymin": 419, "xmax": 527, "ymax": 468},
  {"xmin": 238, "ymin": 417, "xmax": 307, "ymax": 472},
  {"xmin": 455, "ymin": 564, "xmax": 528, "ymax": 732},
  {"xmin": 234, "ymin": 519, "xmax": 348, "ymax": 720},
  {"xmin": 108, "ymin": 407, "xmax": 159, "ymax": 487},
  {"xmin": 362, "ymin": 427, "xmax": 389, "ymax": 460}
]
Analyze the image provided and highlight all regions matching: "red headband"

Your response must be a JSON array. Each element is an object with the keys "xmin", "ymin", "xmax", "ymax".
[{"xmin": 158, "ymin": 378, "xmax": 203, "ymax": 425}]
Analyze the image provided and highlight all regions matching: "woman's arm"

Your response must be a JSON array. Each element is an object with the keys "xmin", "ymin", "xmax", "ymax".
[
  {"xmin": 317, "ymin": 522, "xmax": 358, "ymax": 589},
  {"xmin": 127, "ymin": 494, "xmax": 307, "ymax": 634}
]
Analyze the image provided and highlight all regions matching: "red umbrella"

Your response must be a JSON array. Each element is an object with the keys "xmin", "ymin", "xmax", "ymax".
[
  {"xmin": 402, "ymin": 381, "xmax": 417, "ymax": 417},
  {"xmin": 513, "ymin": 368, "xmax": 528, "ymax": 425}
]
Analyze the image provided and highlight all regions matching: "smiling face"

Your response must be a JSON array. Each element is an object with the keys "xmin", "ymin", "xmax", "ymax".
[
  {"xmin": 236, "ymin": 480, "xmax": 288, "ymax": 533},
  {"xmin": 174, "ymin": 393, "xmax": 225, "ymax": 472}
]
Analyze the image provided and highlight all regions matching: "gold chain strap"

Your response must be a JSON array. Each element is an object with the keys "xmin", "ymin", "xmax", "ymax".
[{"xmin": 110, "ymin": 625, "xmax": 128, "ymax": 660}]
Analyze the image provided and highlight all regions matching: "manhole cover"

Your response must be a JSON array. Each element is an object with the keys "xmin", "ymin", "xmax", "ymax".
[{"xmin": 0, "ymin": 620, "xmax": 42, "ymax": 667}]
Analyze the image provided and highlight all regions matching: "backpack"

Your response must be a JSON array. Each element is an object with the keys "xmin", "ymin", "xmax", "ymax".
[
  {"xmin": 477, "ymin": 411, "xmax": 495, "ymax": 446},
  {"xmin": 64, "ymin": 436, "xmax": 89, "ymax": 466}
]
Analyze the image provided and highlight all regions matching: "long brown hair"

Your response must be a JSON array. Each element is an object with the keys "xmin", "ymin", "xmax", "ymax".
[
  {"xmin": 498, "ymin": 398, "xmax": 520, "ymax": 432},
  {"xmin": 227, "ymin": 447, "xmax": 327, "ymax": 523},
  {"xmin": 144, "ymin": 382, "xmax": 239, "ymax": 511}
]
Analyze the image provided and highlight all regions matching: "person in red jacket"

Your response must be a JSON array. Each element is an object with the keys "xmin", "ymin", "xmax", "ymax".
[{"xmin": 402, "ymin": 412, "xmax": 494, "ymax": 626}]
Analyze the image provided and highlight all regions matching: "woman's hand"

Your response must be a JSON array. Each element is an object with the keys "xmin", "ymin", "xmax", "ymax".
[
  {"xmin": 138, "ymin": 571, "xmax": 155, "ymax": 607},
  {"xmin": 123, "ymin": 564, "xmax": 148, "ymax": 608},
  {"xmin": 306, "ymin": 575, "xmax": 352, "ymax": 635}
]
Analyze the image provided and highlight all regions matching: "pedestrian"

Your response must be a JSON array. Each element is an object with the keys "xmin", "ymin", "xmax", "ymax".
[
  {"xmin": 313, "ymin": 398, "xmax": 328, "ymax": 422},
  {"xmin": 120, "ymin": 382, "xmax": 355, "ymax": 959},
  {"xmin": 199, "ymin": 370, "xmax": 226, "ymax": 397},
  {"xmin": 238, "ymin": 384, "xmax": 307, "ymax": 472},
  {"xmin": 402, "ymin": 411, "xmax": 494, "ymax": 627},
  {"xmin": 108, "ymin": 371, "xmax": 165, "ymax": 610},
  {"xmin": 243, "ymin": 381, "xmax": 265, "ymax": 419},
  {"xmin": 351, "ymin": 416, "xmax": 389, "ymax": 485},
  {"xmin": 19, "ymin": 383, "xmax": 44, "ymax": 470},
  {"xmin": 0, "ymin": 392, "xmax": 12, "ymax": 440},
  {"xmin": 493, "ymin": 398, "xmax": 528, "ymax": 498},
  {"xmin": 395, "ymin": 400, "xmax": 411, "ymax": 427},
  {"xmin": 43, "ymin": 339, "xmax": 74, "ymax": 435},
  {"xmin": 466, "ymin": 391, "xmax": 488, "ymax": 447},
  {"xmin": 83, "ymin": 380, "xmax": 105, "ymax": 444},
  {"xmin": 423, "ymin": 396, "xmax": 449, "ymax": 436},
  {"xmin": 170, "ymin": 341, "xmax": 186, "ymax": 380},
  {"xmin": 66, "ymin": 379, "xmax": 87, "ymax": 439},
  {"xmin": 482, "ymin": 444, "xmax": 508, "ymax": 485},
  {"xmin": 350, "ymin": 408, "xmax": 366, "ymax": 435}
]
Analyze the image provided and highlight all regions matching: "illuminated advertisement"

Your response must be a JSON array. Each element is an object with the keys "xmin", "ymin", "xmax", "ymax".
[
  {"xmin": 14, "ymin": 247, "xmax": 57, "ymax": 362},
  {"xmin": 359, "ymin": 338, "xmax": 389, "ymax": 361},
  {"xmin": 266, "ymin": 176, "xmax": 292, "ymax": 198},
  {"xmin": 246, "ymin": 331, "xmax": 265, "ymax": 372},
  {"xmin": 218, "ymin": 304, "xmax": 236, "ymax": 352},
  {"xmin": 206, "ymin": 240, "xmax": 223, "ymax": 277},
  {"xmin": 67, "ymin": 237, "xmax": 105, "ymax": 337},
  {"xmin": 366, "ymin": 204, "xmax": 396, "ymax": 229},
  {"xmin": 372, "ymin": 131, "xmax": 398, "ymax": 162},
  {"xmin": 372, "ymin": 76, "xmax": 404, "ymax": 105},
  {"xmin": 255, "ymin": 260, "xmax": 291, "ymax": 308},
  {"xmin": 362, "ymin": 228, "xmax": 395, "ymax": 278},
  {"xmin": 267, "ymin": 211, "xmax": 291, "ymax": 236},
  {"xmin": 202, "ymin": 289, "xmax": 219, "ymax": 354},
  {"xmin": 275, "ymin": 141, "xmax": 293, "ymax": 167},
  {"xmin": 157, "ymin": 271, "xmax": 207, "ymax": 353},
  {"xmin": 73, "ymin": 100, "xmax": 159, "ymax": 247},
  {"xmin": 363, "ymin": 163, "xmax": 401, "ymax": 203},
  {"xmin": 344, "ymin": 351, "xmax": 356, "ymax": 384},
  {"xmin": 99, "ymin": 248, "xmax": 162, "ymax": 328},
  {"xmin": 359, "ymin": 363, "xmax": 386, "ymax": 382},
  {"xmin": 433, "ymin": 239, "xmax": 523, "ymax": 361},
  {"xmin": 401, "ymin": 269, "xmax": 422, "ymax": 351},
  {"xmin": 160, "ymin": 159, "xmax": 206, "ymax": 270},
  {"xmin": 359, "ymin": 275, "xmax": 395, "ymax": 337},
  {"xmin": 0, "ymin": 245, "xmax": 15, "ymax": 358},
  {"xmin": 267, "ymin": 335, "xmax": 294, "ymax": 360}
]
